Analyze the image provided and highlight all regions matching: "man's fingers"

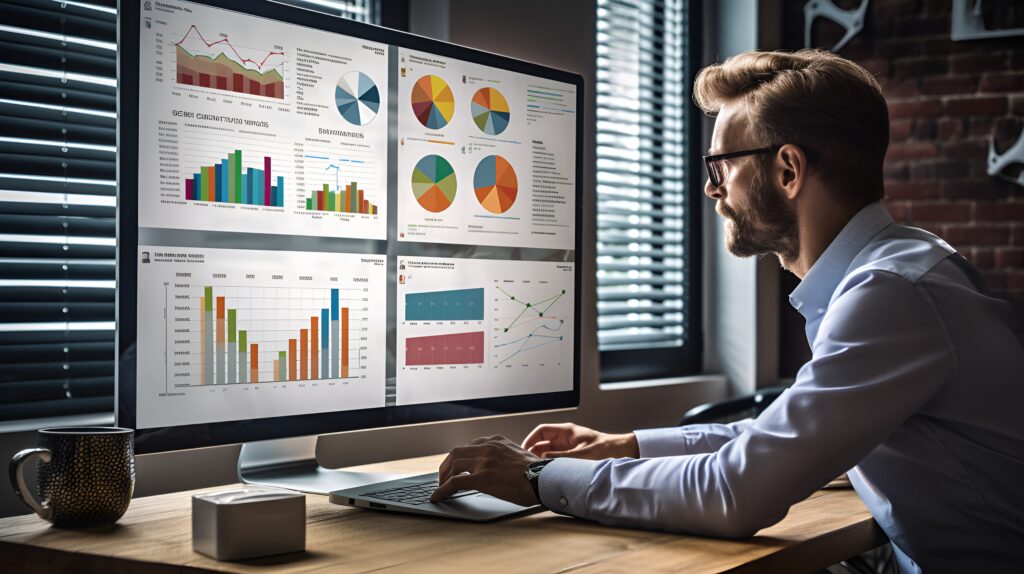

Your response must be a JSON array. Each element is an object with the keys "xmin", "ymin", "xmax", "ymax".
[
  {"xmin": 526, "ymin": 440, "xmax": 553, "ymax": 456},
  {"xmin": 430, "ymin": 472, "xmax": 476, "ymax": 502},
  {"xmin": 437, "ymin": 458, "xmax": 478, "ymax": 484},
  {"xmin": 522, "ymin": 424, "xmax": 570, "ymax": 449}
]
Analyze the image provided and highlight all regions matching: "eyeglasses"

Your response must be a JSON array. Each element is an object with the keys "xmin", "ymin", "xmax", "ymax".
[{"xmin": 703, "ymin": 146, "xmax": 779, "ymax": 188}]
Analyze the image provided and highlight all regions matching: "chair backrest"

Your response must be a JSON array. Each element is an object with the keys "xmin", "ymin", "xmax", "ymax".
[{"xmin": 679, "ymin": 386, "xmax": 789, "ymax": 426}]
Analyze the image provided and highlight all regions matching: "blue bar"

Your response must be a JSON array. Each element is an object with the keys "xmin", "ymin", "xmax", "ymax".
[
  {"xmin": 321, "ymin": 308, "xmax": 328, "ymax": 345},
  {"xmin": 214, "ymin": 162, "xmax": 224, "ymax": 202},
  {"xmin": 331, "ymin": 289, "xmax": 339, "ymax": 321},
  {"xmin": 193, "ymin": 174, "xmax": 201, "ymax": 199},
  {"xmin": 243, "ymin": 183, "xmax": 251, "ymax": 205},
  {"xmin": 275, "ymin": 176, "xmax": 284, "ymax": 207},
  {"xmin": 220, "ymin": 159, "xmax": 229, "ymax": 202},
  {"xmin": 240, "ymin": 173, "xmax": 248, "ymax": 203},
  {"xmin": 246, "ymin": 168, "xmax": 256, "ymax": 205},
  {"xmin": 405, "ymin": 288, "xmax": 485, "ymax": 321}
]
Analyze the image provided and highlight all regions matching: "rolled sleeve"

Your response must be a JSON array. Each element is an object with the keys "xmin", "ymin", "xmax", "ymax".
[{"xmin": 537, "ymin": 457, "xmax": 601, "ymax": 518}]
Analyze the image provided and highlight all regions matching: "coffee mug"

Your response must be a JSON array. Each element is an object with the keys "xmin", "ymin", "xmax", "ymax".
[{"xmin": 8, "ymin": 426, "xmax": 135, "ymax": 527}]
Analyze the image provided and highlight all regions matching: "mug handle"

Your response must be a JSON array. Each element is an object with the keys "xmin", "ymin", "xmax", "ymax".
[{"xmin": 8, "ymin": 448, "xmax": 53, "ymax": 520}]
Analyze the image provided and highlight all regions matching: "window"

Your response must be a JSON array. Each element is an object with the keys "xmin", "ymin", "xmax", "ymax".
[
  {"xmin": 0, "ymin": 0, "xmax": 378, "ymax": 423},
  {"xmin": 595, "ymin": 0, "xmax": 701, "ymax": 381}
]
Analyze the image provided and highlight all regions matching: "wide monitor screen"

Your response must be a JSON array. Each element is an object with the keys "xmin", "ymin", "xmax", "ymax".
[{"xmin": 117, "ymin": 0, "xmax": 582, "ymax": 452}]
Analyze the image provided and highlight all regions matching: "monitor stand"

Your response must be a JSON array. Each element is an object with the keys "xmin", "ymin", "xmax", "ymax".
[{"xmin": 237, "ymin": 435, "xmax": 405, "ymax": 494}]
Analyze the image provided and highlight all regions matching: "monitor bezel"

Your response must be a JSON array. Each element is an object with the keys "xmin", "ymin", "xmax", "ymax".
[{"xmin": 116, "ymin": 0, "xmax": 584, "ymax": 454}]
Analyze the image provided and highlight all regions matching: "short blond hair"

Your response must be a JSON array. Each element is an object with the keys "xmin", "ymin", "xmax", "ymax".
[{"xmin": 694, "ymin": 49, "xmax": 889, "ymax": 204}]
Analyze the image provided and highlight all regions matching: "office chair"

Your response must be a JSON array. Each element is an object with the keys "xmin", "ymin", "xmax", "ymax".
[{"xmin": 679, "ymin": 385, "xmax": 789, "ymax": 426}]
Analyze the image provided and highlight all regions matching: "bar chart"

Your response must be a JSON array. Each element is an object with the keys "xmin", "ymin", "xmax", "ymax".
[
  {"xmin": 292, "ymin": 143, "xmax": 385, "ymax": 235},
  {"xmin": 136, "ymin": 246, "xmax": 387, "ymax": 429},
  {"xmin": 194, "ymin": 285, "xmax": 360, "ymax": 387},
  {"xmin": 184, "ymin": 150, "xmax": 285, "ymax": 207}
]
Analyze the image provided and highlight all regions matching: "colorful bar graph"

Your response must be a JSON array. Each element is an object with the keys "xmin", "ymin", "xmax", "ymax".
[
  {"xmin": 405, "ymin": 332, "xmax": 485, "ymax": 366},
  {"xmin": 196, "ymin": 286, "xmax": 354, "ymax": 384},
  {"xmin": 184, "ymin": 150, "xmax": 284, "ymax": 207},
  {"xmin": 304, "ymin": 181, "xmax": 378, "ymax": 215}
]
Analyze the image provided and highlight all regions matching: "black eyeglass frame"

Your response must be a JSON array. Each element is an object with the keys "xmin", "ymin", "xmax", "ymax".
[{"xmin": 703, "ymin": 146, "xmax": 780, "ymax": 187}]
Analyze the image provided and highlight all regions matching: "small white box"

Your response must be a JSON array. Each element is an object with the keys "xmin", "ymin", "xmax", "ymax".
[{"xmin": 192, "ymin": 487, "xmax": 305, "ymax": 561}]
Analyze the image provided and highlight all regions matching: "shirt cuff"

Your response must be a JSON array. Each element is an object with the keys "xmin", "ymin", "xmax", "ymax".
[
  {"xmin": 537, "ymin": 457, "xmax": 601, "ymax": 519},
  {"xmin": 634, "ymin": 427, "xmax": 689, "ymax": 458}
]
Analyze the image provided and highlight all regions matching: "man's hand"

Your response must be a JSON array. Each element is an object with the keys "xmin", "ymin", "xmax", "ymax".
[
  {"xmin": 522, "ymin": 423, "xmax": 640, "ymax": 460},
  {"xmin": 430, "ymin": 435, "xmax": 542, "ymax": 506}
]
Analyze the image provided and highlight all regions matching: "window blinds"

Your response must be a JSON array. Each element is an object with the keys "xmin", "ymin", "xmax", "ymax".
[{"xmin": 595, "ymin": 0, "xmax": 689, "ymax": 354}]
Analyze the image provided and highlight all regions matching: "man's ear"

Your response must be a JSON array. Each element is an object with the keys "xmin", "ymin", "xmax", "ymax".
[{"xmin": 774, "ymin": 144, "xmax": 807, "ymax": 200}]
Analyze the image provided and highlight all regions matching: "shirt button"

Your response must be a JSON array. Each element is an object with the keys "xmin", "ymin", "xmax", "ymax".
[{"xmin": 559, "ymin": 496, "xmax": 568, "ymax": 508}]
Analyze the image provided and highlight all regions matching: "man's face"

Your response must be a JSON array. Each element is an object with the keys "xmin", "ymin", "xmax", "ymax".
[{"xmin": 705, "ymin": 103, "xmax": 799, "ymax": 262}]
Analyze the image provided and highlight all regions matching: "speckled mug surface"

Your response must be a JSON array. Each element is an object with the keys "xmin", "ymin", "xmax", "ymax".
[{"xmin": 9, "ymin": 427, "xmax": 135, "ymax": 528}]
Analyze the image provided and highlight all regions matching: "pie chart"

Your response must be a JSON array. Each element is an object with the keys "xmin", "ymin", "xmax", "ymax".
[
  {"xmin": 411, "ymin": 75, "xmax": 455, "ymax": 129},
  {"xmin": 471, "ymin": 87, "xmax": 510, "ymax": 135},
  {"xmin": 412, "ymin": 154, "xmax": 457, "ymax": 213},
  {"xmin": 473, "ymin": 155, "xmax": 518, "ymax": 214},
  {"xmin": 335, "ymin": 71, "xmax": 380, "ymax": 126}
]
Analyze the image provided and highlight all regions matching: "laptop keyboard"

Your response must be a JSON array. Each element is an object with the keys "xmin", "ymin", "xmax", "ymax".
[{"xmin": 363, "ymin": 479, "xmax": 479, "ymax": 505}]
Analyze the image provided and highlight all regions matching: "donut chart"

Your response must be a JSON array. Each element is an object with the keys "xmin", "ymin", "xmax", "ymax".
[
  {"xmin": 412, "ymin": 154, "xmax": 457, "ymax": 213},
  {"xmin": 471, "ymin": 87, "xmax": 510, "ymax": 135},
  {"xmin": 411, "ymin": 75, "xmax": 455, "ymax": 129},
  {"xmin": 335, "ymin": 71, "xmax": 380, "ymax": 126},
  {"xmin": 473, "ymin": 155, "xmax": 518, "ymax": 214}
]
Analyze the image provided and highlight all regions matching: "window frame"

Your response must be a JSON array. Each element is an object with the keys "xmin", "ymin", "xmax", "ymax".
[{"xmin": 597, "ymin": 0, "xmax": 703, "ymax": 383}]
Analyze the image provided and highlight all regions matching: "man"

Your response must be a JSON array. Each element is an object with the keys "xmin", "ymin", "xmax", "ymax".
[{"xmin": 430, "ymin": 50, "xmax": 1024, "ymax": 571}]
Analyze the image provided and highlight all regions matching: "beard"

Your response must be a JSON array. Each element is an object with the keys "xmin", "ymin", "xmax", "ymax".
[{"xmin": 719, "ymin": 159, "xmax": 799, "ymax": 262}]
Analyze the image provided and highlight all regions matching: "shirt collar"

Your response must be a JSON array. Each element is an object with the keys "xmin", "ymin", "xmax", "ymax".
[{"xmin": 789, "ymin": 201, "xmax": 894, "ymax": 319}]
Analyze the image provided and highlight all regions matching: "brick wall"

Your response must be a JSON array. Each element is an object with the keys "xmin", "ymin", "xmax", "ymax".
[{"xmin": 778, "ymin": 0, "xmax": 1024, "ymax": 377}]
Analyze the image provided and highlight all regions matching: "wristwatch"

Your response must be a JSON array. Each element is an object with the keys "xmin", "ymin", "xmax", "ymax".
[{"xmin": 524, "ymin": 458, "xmax": 556, "ymax": 499}]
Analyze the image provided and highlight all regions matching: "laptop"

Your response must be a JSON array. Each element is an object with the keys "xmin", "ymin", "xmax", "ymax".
[{"xmin": 329, "ymin": 472, "xmax": 542, "ymax": 521}]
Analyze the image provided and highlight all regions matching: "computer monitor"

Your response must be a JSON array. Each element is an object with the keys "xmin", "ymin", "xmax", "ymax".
[{"xmin": 116, "ymin": 0, "xmax": 582, "ymax": 491}]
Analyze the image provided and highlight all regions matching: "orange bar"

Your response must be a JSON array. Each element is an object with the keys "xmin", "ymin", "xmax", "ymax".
[
  {"xmin": 216, "ymin": 297, "xmax": 225, "ymax": 344},
  {"xmin": 200, "ymin": 295, "xmax": 206, "ymax": 385},
  {"xmin": 250, "ymin": 343, "xmax": 258, "ymax": 383},
  {"xmin": 300, "ymin": 329, "xmax": 308, "ymax": 380},
  {"xmin": 273, "ymin": 359, "xmax": 280, "ymax": 382},
  {"xmin": 288, "ymin": 338, "xmax": 297, "ymax": 381},
  {"xmin": 310, "ymin": 316, "xmax": 319, "ymax": 380},
  {"xmin": 341, "ymin": 307, "xmax": 349, "ymax": 379},
  {"xmin": 358, "ymin": 190, "xmax": 364, "ymax": 213}
]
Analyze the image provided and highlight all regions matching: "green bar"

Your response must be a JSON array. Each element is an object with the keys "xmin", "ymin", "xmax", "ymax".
[
  {"xmin": 227, "ymin": 309, "xmax": 236, "ymax": 343},
  {"xmin": 233, "ymin": 150, "xmax": 242, "ymax": 203},
  {"xmin": 306, "ymin": 197, "xmax": 312, "ymax": 210},
  {"xmin": 278, "ymin": 351, "xmax": 286, "ymax": 380},
  {"xmin": 229, "ymin": 151, "xmax": 237, "ymax": 202},
  {"xmin": 327, "ymin": 191, "xmax": 334, "ymax": 211},
  {"xmin": 238, "ymin": 330, "xmax": 246, "ymax": 352},
  {"xmin": 204, "ymin": 286, "xmax": 213, "ymax": 311},
  {"xmin": 350, "ymin": 182, "xmax": 358, "ymax": 212}
]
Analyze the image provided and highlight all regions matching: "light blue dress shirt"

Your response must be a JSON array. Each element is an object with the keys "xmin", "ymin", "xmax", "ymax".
[{"xmin": 538, "ymin": 201, "xmax": 1024, "ymax": 572}]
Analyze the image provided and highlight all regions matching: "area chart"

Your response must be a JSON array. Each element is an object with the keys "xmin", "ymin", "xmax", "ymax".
[
  {"xmin": 405, "ymin": 332, "xmax": 485, "ymax": 366},
  {"xmin": 174, "ymin": 25, "xmax": 285, "ymax": 99},
  {"xmin": 405, "ymin": 288, "xmax": 485, "ymax": 321}
]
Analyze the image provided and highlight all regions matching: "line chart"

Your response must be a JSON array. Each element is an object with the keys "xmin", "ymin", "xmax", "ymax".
[
  {"xmin": 175, "ymin": 25, "xmax": 285, "ymax": 71},
  {"xmin": 492, "ymin": 285, "xmax": 567, "ymax": 365}
]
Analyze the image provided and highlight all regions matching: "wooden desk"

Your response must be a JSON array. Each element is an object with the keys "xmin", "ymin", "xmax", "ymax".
[{"xmin": 0, "ymin": 454, "xmax": 886, "ymax": 573}]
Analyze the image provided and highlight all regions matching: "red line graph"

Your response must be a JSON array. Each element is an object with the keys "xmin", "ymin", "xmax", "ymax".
[{"xmin": 175, "ymin": 25, "xmax": 284, "ymax": 70}]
